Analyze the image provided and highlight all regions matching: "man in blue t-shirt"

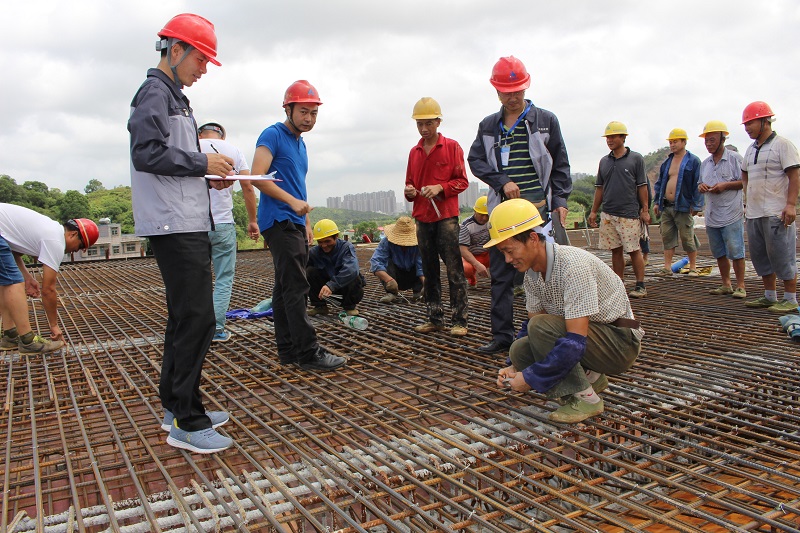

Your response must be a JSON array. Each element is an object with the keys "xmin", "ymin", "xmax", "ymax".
[{"xmin": 250, "ymin": 80, "xmax": 346, "ymax": 372}]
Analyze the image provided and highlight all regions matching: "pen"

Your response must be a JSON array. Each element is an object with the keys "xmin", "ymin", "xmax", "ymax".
[{"xmin": 209, "ymin": 143, "xmax": 238, "ymax": 175}]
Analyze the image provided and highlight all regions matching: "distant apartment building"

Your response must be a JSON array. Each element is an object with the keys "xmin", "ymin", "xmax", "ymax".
[
  {"xmin": 459, "ymin": 181, "xmax": 489, "ymax": 208},
  {"xmin": 327, "ymin": 190, "xmax": 397, "ymax": 214},
  {"xmin": 64, "ymin": 218, "xmax": 146, "ymax": 263}
]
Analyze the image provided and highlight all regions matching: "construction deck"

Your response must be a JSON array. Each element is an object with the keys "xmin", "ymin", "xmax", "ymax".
[{"xmin": 2, "ymin": 229, "xmax": 799, "ymax": 533}]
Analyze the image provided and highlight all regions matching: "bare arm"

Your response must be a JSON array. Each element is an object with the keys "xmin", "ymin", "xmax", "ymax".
[
  {"xmin": 40, "ymin": 266, "xmax": 62, "ymax": 341},
  {"xmin": 588, "ymin": 186, "xmax": 603, "ymax": 227},
  {"xmin": 250, "ymin": 146, "xmax": 310, "ymax": 216},
  {"xmin": 783, "ymin": 166, "xmax": 799, "ymax": 226},
  {"xmin": 238, "ymin": 170, "xmax": 260, "ymax": 241}
]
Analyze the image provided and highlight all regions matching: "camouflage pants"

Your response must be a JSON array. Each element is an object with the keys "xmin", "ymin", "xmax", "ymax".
[{"xmin": 416, "ymin": 217, "xmax": 468, "ymax": 327}]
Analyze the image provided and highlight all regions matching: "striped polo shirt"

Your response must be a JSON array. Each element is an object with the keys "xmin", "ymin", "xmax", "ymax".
[{"xmin": 501, "ymin": 121, "xmax": 545, "ymax": 207}]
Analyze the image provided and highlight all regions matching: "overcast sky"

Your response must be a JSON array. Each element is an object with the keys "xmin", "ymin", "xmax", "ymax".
[{"xmin": 2, "ymin": 1, "xmax": 799, "ymax": 207}]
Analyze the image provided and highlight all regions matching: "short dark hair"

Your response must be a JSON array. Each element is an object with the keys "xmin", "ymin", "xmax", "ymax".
[{"xmin": 511, "ymin": 228, "xmax": 537, "ymax": 244}]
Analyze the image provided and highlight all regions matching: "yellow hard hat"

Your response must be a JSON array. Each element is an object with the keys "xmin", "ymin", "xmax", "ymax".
[
  {"xmin": 483, "ymin": 199, "xmax": 543, "ymax": 248},
  {"xmin": 699, "ymin": 120, "xmax": 729, "ymax": 138},
  {"xmin": 411, "ymin": 97, "xmax": 443, "ymax": 120},
  {"xmin": 473, "ymin": 195, "xmax": 489, "ymax": 215},
  {"xmin": 313, "ymin": 219, "xmax": 339, "ymax": 241},
  {"xmin": 667, "ymin": 128, "xmax": 688, "ymax": 141},
  {"xmin": 602, "ymin": 121, "xmax": 628, "ymax": 137}
]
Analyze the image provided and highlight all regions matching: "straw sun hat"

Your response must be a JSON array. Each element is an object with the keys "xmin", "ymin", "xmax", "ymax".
[{"xmin": 384, "ymin": 216, "xmax": 418, "ymax": 246}]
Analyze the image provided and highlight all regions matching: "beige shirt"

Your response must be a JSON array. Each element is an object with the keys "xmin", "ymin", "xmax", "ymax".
[{"xmin": 524, "ymin": 243, "xmax": 644, "ymax": 340}]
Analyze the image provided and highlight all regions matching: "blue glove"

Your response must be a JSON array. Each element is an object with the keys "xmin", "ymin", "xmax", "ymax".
[{"xmin": 521, "ymin": 332, "xmax": 587, "ymax": 393}]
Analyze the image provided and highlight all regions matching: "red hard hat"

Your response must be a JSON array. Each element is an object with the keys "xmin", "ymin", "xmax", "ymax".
[
  {"xmin": 741, "ymin": 101, "xmax": 774, "ymax": 124},
  {"xmin": 490, "ymin": 56, "xmax": 531, "ymax": 93},
  {"xmin": 70, "ymin": 219, "xmax": 99, "ymax": 250},
  {"xmin": 283, "ymin": 80, "xmax": 323, "ymax": 107},
  {"xmin": 158, "ymin": 13, "xmax": 220, "ymax": 66}
]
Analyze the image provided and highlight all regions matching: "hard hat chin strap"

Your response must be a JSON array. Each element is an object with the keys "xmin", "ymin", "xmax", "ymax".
[{"xmin": 165, "ymin": 38, "xmax": 194, "ymax": 87}]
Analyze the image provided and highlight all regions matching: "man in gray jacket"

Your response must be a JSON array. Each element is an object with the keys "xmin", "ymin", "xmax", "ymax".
[
  {"xmin": 128, "ymin": 13, "xmax": 235, "ymax": 454},
  {"xmin": 468, "ymin": 55, "xmax": 572, "ymax": 355}
]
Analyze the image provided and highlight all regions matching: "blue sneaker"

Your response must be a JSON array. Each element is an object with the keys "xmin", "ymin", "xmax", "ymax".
[
  {"xmin": 161, "ymin": 410, "xmax": 230, "ymax": 432},
  {"xmin": 212, "ymin": 330, "xmax": 231, "ymax": 342},
  {"xmin": 166, "ymin": 425, "xmax": 233, "ymax": 454}
]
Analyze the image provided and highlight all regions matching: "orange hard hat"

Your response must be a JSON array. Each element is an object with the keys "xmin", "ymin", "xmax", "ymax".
[
  {"xmin": 490, "ymin": 56, "xmax": 531, "ymax": 93},
  {"xmin": 283, "ymin": 80, "xmax": 323, "ymax": 107},
  {"xmin": 158, "ymin": 13, "xmax": 220, "ymax": 66},
  {"xmin": 69, "ymin": 218, "xmax": 99, "ymax": 250},
  {"xmin": 741, "ymin": 101, "xmax": 774, "ymax": 124}
]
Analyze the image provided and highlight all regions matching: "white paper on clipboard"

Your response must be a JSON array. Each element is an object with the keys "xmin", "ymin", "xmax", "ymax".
[{"xmin": 206, "ymin": 171, "xmax": 279, "ymax": 181}]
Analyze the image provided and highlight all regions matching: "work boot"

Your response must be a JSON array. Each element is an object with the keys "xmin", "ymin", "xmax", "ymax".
[
  {"xmin": 414, "ymin": 321, "xmax": 445, "ymax": 333},
  {"xmin": 450, "ymin": 325, "xmax": 468, "ymax": 337},
  {"xmin": 655, "ymin": 268, "xmax": 673, "ymax": 277},
  {"xmin": 19, "ymin": 335, "xmax": 64, "ymax": 354},
  {"xmin": 709, "ymin": 285, "xmax": 734, "ymax": 295},
  {"xmin": 379, "ymin": 293, "xmax": 397, "ymax": 304},
  {"xmin": 166, "ymin": 425, "xmax": 233, "ymax": 454},
  {"xmin": 307, "ymin": 306, "xmax": 330, "ymax": 317},
  {"xmin": 298, "ymin": 348, "xmax": 346, "ymax": 371},
  {"xmin": 0, "ymin": 334, "xmax": 19, "ymax": 351},
  {"xmin": 548, "ymin": 397, "xmax": 604, "ymax": 424},
  {"xmin": 161, "ymin": 410, "xmax": 230, "ymax": 432},
  {"xmin": 385, "ymin": 279, "xmax": 399, "ymax": 294}
]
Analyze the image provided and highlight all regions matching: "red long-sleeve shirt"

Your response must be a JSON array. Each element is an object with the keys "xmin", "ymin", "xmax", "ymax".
[{"xmin": 405, "ymin": 134, "xmax": 468, "ymax": 223}]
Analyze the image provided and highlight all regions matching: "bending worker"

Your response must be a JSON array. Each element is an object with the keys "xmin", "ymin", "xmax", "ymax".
[{"xmin": 487, "ymin": 199, "xmax": 644, "ymax": 424}]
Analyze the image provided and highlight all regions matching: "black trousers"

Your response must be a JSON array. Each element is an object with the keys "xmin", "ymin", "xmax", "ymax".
[
  {"xmin": 263, "ymin": 221, "xmax": 319, "ymax": 363},
  {"xmin": 150, "ymin": 232, "xmax": 215, "ymax": 431},
  {"xmin": 384, "ymin": 262, "xmax": 423, "ymax": 293},
  {"xmin": 307, "ymin": 266, "xmax": 365, "ymax": 311},
  {"xmin": 416, "ymin": 217, "xmax": 468, "ymax": 327}
]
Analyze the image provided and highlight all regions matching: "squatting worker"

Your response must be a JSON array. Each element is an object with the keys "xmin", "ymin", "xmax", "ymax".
[
  {"xmin": 0, "ymin": 204, "xmax": 98, "ymax": 354},
  {"xmin": 468, "ymin": 55, "xmax": 572, "ymax": 355},
  {"xmin": 250, "ymin": 80, "xmax": 346, "ymax": 372},
  {"xmin": 128, "ymin": 13, "xmax": 235, "ymax": 454},
  {"xmin": 487, "ymin": 199, "xmax": 643, "ymax": 424}
]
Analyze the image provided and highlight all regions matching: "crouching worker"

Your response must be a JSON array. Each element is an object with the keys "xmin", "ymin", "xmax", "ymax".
[
  {"xmin": 370, "ymin": 216, "xmax": 424, "ymax": 303},
  {"xmin": 307, "ymin": 219, "xmax": 365, "ymax": 317},
  {"xmin": 486, "ymin": 199, "xmax": 643, "ymax": 424}
]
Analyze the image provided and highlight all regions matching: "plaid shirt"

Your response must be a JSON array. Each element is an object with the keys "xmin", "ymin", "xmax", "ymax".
[{"xmin": 524, "ymin": 243, "xmax": 644, "ymax": 340}]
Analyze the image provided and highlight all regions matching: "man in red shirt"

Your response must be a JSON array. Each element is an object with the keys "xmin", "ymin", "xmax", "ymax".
[{"xmin": 404, "ymin": 97, "xmax": 469, "ymax": 336}]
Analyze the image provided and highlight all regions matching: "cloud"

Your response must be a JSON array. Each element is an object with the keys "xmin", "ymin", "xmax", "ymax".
[{"xmin": 2, "ymin": 0, "xmax": 799, "ymax": 206}]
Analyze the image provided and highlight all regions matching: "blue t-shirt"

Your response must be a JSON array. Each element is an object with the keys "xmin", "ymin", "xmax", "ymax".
[{"xmin": 255, "ymin": 122, "xmax": 308, "ymax": 231}]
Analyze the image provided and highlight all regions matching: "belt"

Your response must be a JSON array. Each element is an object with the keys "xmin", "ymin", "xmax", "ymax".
[
  {"xmin": 662, "ymin": 199, "xmax": 674, "ymax": 207},
  {"xmin": 611, "ymin": 317, "xmax": 641, "ymax": 329}
]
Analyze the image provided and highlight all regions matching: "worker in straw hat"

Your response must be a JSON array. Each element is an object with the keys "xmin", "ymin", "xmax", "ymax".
[
  {"xmin": 485, "ymin": 199, "xmax": 643, "ymax": 424},
  {"xmin": 369, "ymin": 216, "xmax": 424, "ymax": 304}
]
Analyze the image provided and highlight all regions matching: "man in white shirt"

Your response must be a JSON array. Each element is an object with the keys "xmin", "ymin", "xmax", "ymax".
[
  {"xmin": 0, "ymin": 204, "xmax": 98, "ymax": 353},
  {"xmin": 740, "ymin": 102, "xmax": 800, "ymax": 314},
  {"xmin": 198, "ymin": 122, "xmax": 259, "ymax": 341}
]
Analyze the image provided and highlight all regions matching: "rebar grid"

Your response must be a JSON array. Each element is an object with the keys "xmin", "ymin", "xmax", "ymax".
[{"xmin": 2, "ymin": 238, "xmax": 799, "ymax": 532}]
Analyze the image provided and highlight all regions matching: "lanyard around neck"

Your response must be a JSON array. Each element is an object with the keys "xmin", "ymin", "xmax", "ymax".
[{"xmin": 500, "ymin": 101, "xmax": 532, "ymax": 140}]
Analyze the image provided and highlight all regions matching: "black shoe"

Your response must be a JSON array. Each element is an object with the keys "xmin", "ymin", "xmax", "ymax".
[
  {"xmin": 298, "ymin": 348, "xmax": 346, "ymax": 371},
  {"xmin": 476, "ymin": 340, "xmax": 511, "ymax": 354}
]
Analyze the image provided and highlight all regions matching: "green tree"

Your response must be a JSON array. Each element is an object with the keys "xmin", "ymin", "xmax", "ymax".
[
  {"xmin": 57, "ymin": 190, "xmax": 91, "ymax": 221},
  {"xmin": 354, "ymin": 221, "xmax": 379, "ymax": 242},
  {"xmin": 22, "ymin": 181, "xmax": 51, "ymax": 209},
  {"xmin": 88, "ymin": 186, "xmax": 135, "ymax": 233},
  {"xmin": 0, "ymin": 175, "xmax": 22, "ymax": 203},
  {"xmin": 85, "ymin": 179, "xmax": 106, "ymax": 194}
]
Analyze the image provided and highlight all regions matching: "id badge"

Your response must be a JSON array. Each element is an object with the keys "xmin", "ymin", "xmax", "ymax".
[{"xmin": 500, "ymin": 145, "xmax": 510, "ymax": 166}]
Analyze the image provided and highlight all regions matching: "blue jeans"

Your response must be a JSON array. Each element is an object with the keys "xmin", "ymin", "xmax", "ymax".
[
  {"xmin": 209, "ymin": 223, "xmax": 237, "ymax": 332},
  {"xmin": 706, "ymin": 218, "xmax": 745, "ymax": 260}
]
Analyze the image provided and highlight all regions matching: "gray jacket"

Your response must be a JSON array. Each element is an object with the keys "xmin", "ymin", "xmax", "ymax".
[
  {"xmin": 128, "ymin": 68, "xmax": 210, "ymax": 236},
  {"xmin": 468, "ymin": 102, "xmax": 572, "ymax": 214}
]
